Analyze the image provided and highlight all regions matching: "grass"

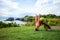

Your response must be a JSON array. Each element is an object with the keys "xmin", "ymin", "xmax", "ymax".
[{"xmin": 0, "ymin": 26, "xmax": 60, "ymax": 40}]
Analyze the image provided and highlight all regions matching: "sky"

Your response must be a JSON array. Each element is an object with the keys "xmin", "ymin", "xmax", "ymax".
[{"xmin": 0, "ymin": 0, "xmax": 60, "ymax": 18}]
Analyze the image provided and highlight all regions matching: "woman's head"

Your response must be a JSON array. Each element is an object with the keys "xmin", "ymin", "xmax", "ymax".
[{"xmin": 40, "ymin": 17, "xmax": 44, "ymax": 21}]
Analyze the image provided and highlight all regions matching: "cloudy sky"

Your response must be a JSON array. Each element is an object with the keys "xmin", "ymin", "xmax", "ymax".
[{"xmin": 0, "ymin": 0, "xmax": 60, "ymax": 17}]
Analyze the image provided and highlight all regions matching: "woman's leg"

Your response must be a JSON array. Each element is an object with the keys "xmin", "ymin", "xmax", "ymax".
[
  {"xmin": 35, "ymin": 21, "xmax": 42, "ymax": 31},
  {"xmin": 43, "ymin": 22, "xmax": 51, "ymax": 31},
  {"xmin": 44, "ymin": 24, "xmax": 48, "ymax": 31},
  {"xmin": 35, "ymin": 26, "xmax": 40, "ymax": 31}
]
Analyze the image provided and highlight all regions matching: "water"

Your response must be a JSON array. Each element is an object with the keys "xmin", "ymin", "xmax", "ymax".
[
  {"xmin": 2, "ymin": 21, "xmax": 26, "ymax": 24},
  {"xmin": 0, "ymin": 19, "xmax": 26, "ymax": 24}
]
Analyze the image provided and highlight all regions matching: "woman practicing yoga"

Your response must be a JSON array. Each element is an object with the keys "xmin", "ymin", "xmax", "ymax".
[{"xmin": 34, "ymin": 14, "xmax": 51, "ymax": 31}]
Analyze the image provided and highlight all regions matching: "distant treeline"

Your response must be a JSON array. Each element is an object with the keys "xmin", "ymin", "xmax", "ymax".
[
  {"xmin": 41, "ymin": 14, "xmax": 60, "ymax": 18},
  {"xmin": 5, "ymin": 14, "xmax": 60, "ymax": 22}
]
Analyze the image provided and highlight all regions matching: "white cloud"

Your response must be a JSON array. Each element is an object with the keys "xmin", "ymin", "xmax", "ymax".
[
  {"xmin": 0, "ymin": 0, "xmax": 60, "ymax": 18},
  {"xmin": 0, "ymin": 8, "xmax": 9, "ymax": 17},
  {"xmin": 35, "ymin": 0, "xmax": 50, "ymax": 14},
  {"xmin": 1, "ymin": 0, "xmax": 20, "ymax": 9},
  {"xmin": 35, "ymin": 0, "xmax": 60, "ymax": 15},
  {"xmin": 0, "ymin": 0, "xmax": 22, "ymax": 17},
  {"xmin": 35, "ymin": 0, "xmax": 48, "ymax": 8},
  {"xmin": 53, "ymin": 0, "xmax": 60, "ymax": 3},
  {"xmin": 0, "ymin": 0, "xmax": 36, "ymax": 17}
]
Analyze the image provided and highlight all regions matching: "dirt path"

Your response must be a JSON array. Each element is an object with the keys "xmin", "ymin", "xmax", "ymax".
[{"xmin": 51, "ymin": 26, "xmax": 60, "ymax": 30}]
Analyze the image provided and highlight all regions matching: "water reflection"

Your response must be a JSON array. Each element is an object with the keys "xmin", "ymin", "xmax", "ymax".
[{"xmin": 1, "ymin": 20, "xmax": 26, "ymax": 24}]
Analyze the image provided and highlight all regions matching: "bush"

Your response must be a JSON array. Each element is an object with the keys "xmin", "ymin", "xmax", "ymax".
[
  {"xmin": 45, "ymin": 18, "xmax": 60, "ymax": 26},
  {"xmin": 0, "ymin": 21, "xmax": 20, "ymax": 28},
  {"xmin": 24, "ymin": 18, "xmax": 60, "ymax": 26}
]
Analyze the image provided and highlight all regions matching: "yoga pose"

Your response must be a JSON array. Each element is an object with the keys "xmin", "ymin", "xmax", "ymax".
[{"xmin": 34, "ymin": 14, "xmax": 51, "ymax": 31}]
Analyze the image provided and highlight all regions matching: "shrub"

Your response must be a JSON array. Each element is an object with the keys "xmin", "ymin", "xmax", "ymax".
[{"xmin": 0, "ymin": 21, "xmax": 20, "ymax": 28}]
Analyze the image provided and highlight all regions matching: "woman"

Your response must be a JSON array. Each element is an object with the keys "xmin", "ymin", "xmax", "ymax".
[
  {"xmin": 35, "ymin": 14, "xmax": 42, "ymax": 31},
  {"xmin": 34, "ymin": 14, "xmax": 51, "ymax": 31}
]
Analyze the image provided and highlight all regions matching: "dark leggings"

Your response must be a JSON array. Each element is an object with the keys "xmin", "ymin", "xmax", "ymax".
[
  {"xmin": 42, "ymin": 21, "xmax": 51, "ymax": 30},
  {"xmin": 35, "ymin": 21, "xmax": 51, "ymax": 31}
]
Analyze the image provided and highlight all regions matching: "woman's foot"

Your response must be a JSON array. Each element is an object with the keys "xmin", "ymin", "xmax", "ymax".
[{"xmin": 35, "ymin": 29, "xmax": 39, "ymax": 31}]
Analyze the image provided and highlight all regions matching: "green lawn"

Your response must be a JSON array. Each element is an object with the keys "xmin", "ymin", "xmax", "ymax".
[{"xmin": 0, "ymin": 26, "xmax": 60, "ymax": 40}]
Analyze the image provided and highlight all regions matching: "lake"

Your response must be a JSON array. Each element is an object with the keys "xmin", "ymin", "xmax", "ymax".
[
  {"xmin": 0, "ymin": 20, "xmax": 26, "ymax": 25},
  {"xmin": 0, "ymin": 18, "xmax": 26, "ymax": 24}
]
